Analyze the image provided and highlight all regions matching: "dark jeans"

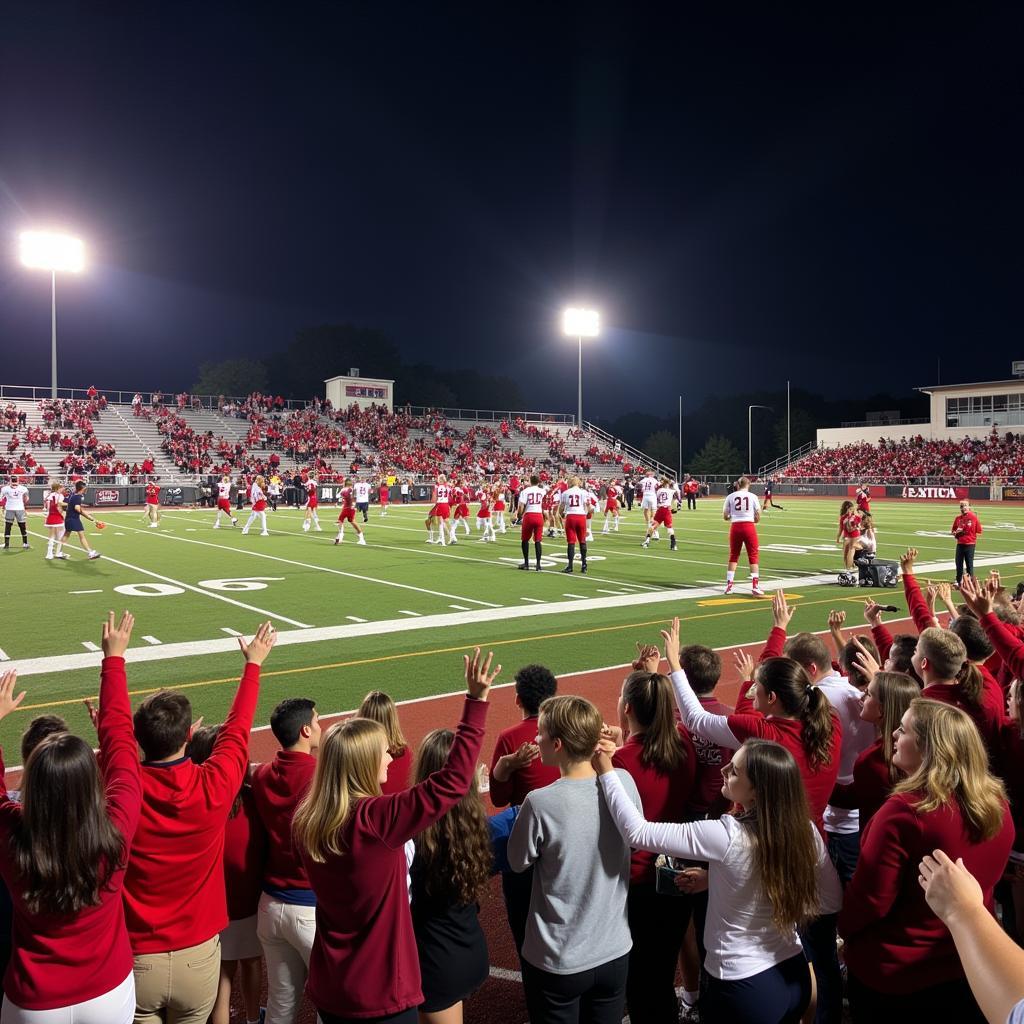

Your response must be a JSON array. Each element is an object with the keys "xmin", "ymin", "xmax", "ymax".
[
  {"xmin": 687, "ymin": 495, "xmax": 697, "ymax": 509},
  {"xmin": 826, "ymin": 829, "xmax": 860, "ymax": 885},
  {"xmin": 955, "ymin": 543, "xmax": 976, "ymax": 583},
  {"xmin": 702, "ymin": 954, "xmax": 810, "ymax": 1024},
  {"xmin": 625, "ymin": 884, "xmax": 692, "ymax": 1024},
  {"xmin": 847, "ymin": 973, "xmax": 985, "ymax": 1024},
  {"xmin": 318, "ymin": 1009, "xmax": 417, "ymax": 1024},
  {"xmin": 797, "ymin": 913, "xmax": 841, "ymax": 1024},
  {"xmin": 522, "ymin": 952, "xmax": 629, "ymax": 1024}
]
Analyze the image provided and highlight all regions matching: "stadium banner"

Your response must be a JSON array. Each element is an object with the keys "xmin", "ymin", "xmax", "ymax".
[
  {"xmin": 94, "ymin": 488, "xmax": 122, "ymax": 504},
  {"xmin": 846, "ymin": 485, "xmax": 885, "ymax": 498},
  {"xmin": 894, "ymin": 485, "xmax": 969, "ymax": 501},
  {"xmin": 1002, "ymin": 486, "xmax": 1024, "ymax": 501}
]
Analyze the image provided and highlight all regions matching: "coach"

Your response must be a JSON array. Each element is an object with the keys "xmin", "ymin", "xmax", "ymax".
[{"xmin": 951, "ymin": 499, "xmax": 982, "ymax": 585}]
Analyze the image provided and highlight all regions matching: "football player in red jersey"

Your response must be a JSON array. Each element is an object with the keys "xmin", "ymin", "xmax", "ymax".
[
  {"xmin": 213, "ymin": 475, "xmax": 238, "ymax": 529},
  {"xmin": 334, "ymin": 479, "xmax": 367, "ymax": 545},
  {"xmin": 144, "ymin": 481, "xmax": 161, "ymax": 528},
  {"xmin": 642, "ymin": 478, "xmax": 678, "ymax": 551}
]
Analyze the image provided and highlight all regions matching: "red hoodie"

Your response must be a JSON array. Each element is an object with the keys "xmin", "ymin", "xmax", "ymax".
[
  {"xmin": 251, "ymin": 749, "xmax": 317, "ymax": 891},
  {"xmin": 123, "ymin": 664, "xmax": 261, "ymax": 953}
]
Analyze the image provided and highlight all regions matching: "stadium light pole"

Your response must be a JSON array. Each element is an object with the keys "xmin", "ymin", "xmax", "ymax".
[
  {"xmin": 19, "ymin": 231, "xmax": 86, "ymax": 399},
  {"xmin": 562, "ymin": 307, "xmax": 600, "ymax": 428},
  {"xmin": 748, "ymin": 404, "xmax": 772, "ymax": 475}
]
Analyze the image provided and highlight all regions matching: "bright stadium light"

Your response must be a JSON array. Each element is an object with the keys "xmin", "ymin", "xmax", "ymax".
[
  {"xmin": 19, "ymin": 231, "xmax": 87, "ymax": 398},
  {"xmin": 562, "ymin": 307, "xmax": 600, "ymax": 428}
]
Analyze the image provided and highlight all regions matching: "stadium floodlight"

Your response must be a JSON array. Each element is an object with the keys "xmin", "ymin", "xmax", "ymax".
[
  {"xmin": 562, "ymin": 307, "xmax": 600, "ymax": 428},
  {"xmin": 19, "ymin": 231, "xmax": 86, "ymax": 398}
]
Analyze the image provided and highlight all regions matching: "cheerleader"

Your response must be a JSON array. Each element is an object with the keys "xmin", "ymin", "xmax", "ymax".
[
  {"xmin": 301, "ymin": 476, "xmax": 321, "ymax": 532},
  {"xmin": 241, "ymin": 476, "xmax": 270, "ymax": 536},
  {"xmin": 476, "ymin": 486, "xmax": 495, "ymax": 543},
  {"xmin": 602, "ymin": 480, "xmax": 621, "ymax": 533},
  {"xmin": 44, "ymin": 480, "xmax": 69, "ymax": 560},
  {"xmin": 492, "ymin": 482, "xmax": 507, "ymax": 534}
]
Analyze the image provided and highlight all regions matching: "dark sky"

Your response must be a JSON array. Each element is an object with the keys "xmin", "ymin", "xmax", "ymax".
[{"xmin": 1, "ymin": 3, "xmax": 1021, "ymax": 418}]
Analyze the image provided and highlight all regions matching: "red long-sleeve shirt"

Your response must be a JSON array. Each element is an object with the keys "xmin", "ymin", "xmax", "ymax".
[
  {"xmin": 995, "ymin": 722, "xmax": 1024, "ymax": 850},
  {"xmin": 840, "ymin": 792, "xmax": 1013, "ymax": 994},
  {"xmin": 124, "ymin": 663, "xmax": 261, "ymax": 953},
  {"xmin": 951, "ymin": 511, "xmax": 982, "ymax": 546},
  {"xmin": 688, "ymin": 695, "xmax": 735, "ymax": 817},
  {"xmin": 829, "ymin": 738, "xmax": 894, "ymax": 830},
  {"xmin": 902, "ymin": 572, "xmax": 935, "ymax": 633},
  {"xmin": 0, "ymin": 656, "xmax": 142, "ymax": 1010},
  {"xmin": 488, "ymin": 715, "xmax": 559, "ymax": 808},
  {"xmin": 301, "ymin": 696, "xmax": 488, "ymax": 1019},
  {"xmin": 980, "ymin": 611, "xmax": 1024, "ymax": 680},
  {"xmin": 251, "ymin": 750, "xmax": 316, "ymax": 891},
  {"xmin": 224, "ymin": 787, "xmax": 268, "ymax": 920},
  {"xmin": 380, "ymin": 746, "xmax": 411, "ymax": 795},
  {"xmin": 612, "ymin": 730, "xmax": 698, "ymax": 884}
]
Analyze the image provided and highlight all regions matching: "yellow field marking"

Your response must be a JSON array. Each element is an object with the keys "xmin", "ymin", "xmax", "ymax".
[
  {"xmin": 697, "ymin": 591, "xmax": 806, "ymax": 608},
  {"xmin": 11, "ymin": 590, "xmax": 922, "ymax": 713}
]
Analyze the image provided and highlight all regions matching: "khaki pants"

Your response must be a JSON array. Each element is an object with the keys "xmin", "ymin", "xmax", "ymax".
[
  {"xmin": 133, "ymin": 935, "xmax": 221, "ymax": 1024},
  {"xmin": 257, "ymin": 894, "xmax": 316, "ymax": 1024}
]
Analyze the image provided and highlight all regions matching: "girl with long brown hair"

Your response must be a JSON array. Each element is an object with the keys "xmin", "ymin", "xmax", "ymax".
[
  {"xmin": 596, "ymin": 737, "xmax": 841, "ymax": 1024},
  {"xmin": 293, "ymin": 649, "xmax": 496, "ymax": 1024},
  {"xmin": 840, "ymin": 699, "xmax": 1013, "ymax": 1022},
  {"xmin": 358, "ymin": 690, "xmax": 410, "ymax": 794},
  {"xmin": 410, "ymin": 729, "xmax": 493, "ymax": 1024},
  {"xmin": 830, "ymin": 670, "xmax": 920, "ymax": 830},
  {"xmin": 0, "ymin": 612, "xmax": 141, "ymax": 1023},
  {"xmin": 610, "ymin": 671, "xmax": 697, "ymax": 1024}
]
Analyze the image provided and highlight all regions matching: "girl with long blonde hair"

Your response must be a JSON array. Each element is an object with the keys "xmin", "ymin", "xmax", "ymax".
[
  {"xmin": 292, "ymin": 649, "xmax": 497, "ymax": 1024},
  {"xmin": 358, "ymin": 690, "xmax": 410, "ymax": 794},
  {"xmin": 840, "ymin": 699, "xmax": 1013, "ymax": 1022}
]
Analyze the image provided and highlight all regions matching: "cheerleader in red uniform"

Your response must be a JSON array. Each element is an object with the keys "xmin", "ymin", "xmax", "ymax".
[{"xmin": 44, "ymin": 480, "xmax": 68, "ymax": 560}]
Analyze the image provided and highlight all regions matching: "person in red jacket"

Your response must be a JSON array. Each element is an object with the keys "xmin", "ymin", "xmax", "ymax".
[
  {"xmin": 488, "ymin": 664, "xmax": 559, "ymax": 960},
  {"xmin": 251, "ymin": 698, "xmax": 321, "ymax": 1024},
  {"xmin": 358, "ymin": 691, "xmax": 410, "ymax": 795},
  {"xmin": 293, "ymin": 648, "xmax": 495, "ymax": 1024},
  {"xmin": 952, "ymin": 499, "xmax": 982, "ymax": 585},
  {"xmin": 610, "ymin": 671, "xmax": 697, "ymax": 1024},
  {"xmin": 839, "ymin": 698, "xmax": 1013, "ymax": 1022},
  {"xmin": 186, "ymin": 726, "xmax": 267, "ymax": 1024},
  {"xmin": 126, "ymin": 621, "xmax": 276, "ymax": 1024},
  {"xmin": 0, "ymin": 611, "xmax": 141, "ymax": 1022}
]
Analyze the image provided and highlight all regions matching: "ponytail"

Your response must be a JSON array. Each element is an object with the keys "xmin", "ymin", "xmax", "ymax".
[
  {"xmin": 956, "ymin": 662, "xmax": 984, "ymax": 710},
  {"xmin": 802, "ymin": 686, "xmax": 836, "ymax": 771},
  {"xmin": 622, "ymin": 671, "xmax": 686, "ymax": 774}
]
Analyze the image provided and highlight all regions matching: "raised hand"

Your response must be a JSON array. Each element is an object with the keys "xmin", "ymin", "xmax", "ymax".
[
  {"xmin": 659, "ymin": 617, "xmax": 682, "ymax": 673},
  {"xmin": 925, "ymin": 582, "xmax": 938, "ymax": 611},
  {"xmin": 238, "ymin": 621, "xmax": 277, "ymax": 665},
  {"xmin": 102, "ymin": 610, "xmax": 135, "ymax": 658},
  {"xmin": 632, "ymin": 642, "xmax": 661, "ymax": 673},
  {"xmin": 0, "ymin": 670, "xmax": 26, "ymax": 722},
  {"xmin": 601, "ymin": 723, "xmax": 624, "ymax": 747},
  {"xmin": 733, "ymin": 649, "xmax": 755, "ymax": 682},
  {"xmin": 464, "ymin": 647, "xmax": 501, "ymax": 701},
  {"xmin": 507, "ymin": 741, "xmax": 539, "ymax": 770},
  {"xmin": 772, "ymin": 590, "xmax": 795, "ymax": 629},
  {"xmin": 899, "ymin": 547, "xmax": 918, "ymax": 574},
  {"xmin": 83, "ymin": 698, "xmax": 99, "ymax": 730},
  {"xmin": 851, "ymin": 636, "xmax": 881, "ymax": 680},
  {"xmin": 591, "ymin": 745, "xmax": 615, "ymax": 775},
  {"xmin": 958, "ymin": 576, "xmax": 993, "ymax": 617},
  {"xmin": 863, "ymin": 599, "xmax": 883, "ymax": 626}
]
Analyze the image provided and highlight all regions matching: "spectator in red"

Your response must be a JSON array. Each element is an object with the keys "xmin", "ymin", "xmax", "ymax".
[
  {"xmin": 952, "ymin": 499, "xmax": 982, "ymax": 585},
  {"xmin": 358, "ymin": 691, "xmax": 410, "ymax": 794}
]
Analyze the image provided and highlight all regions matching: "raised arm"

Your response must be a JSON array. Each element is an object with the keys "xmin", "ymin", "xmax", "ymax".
[
  {"xmin": 960, "ymin": 578, "xmax": 1024, "ymax": 680},
  {"xmin": 761, "ymin": 591, "xmax": 792, "ymax": 661},
  {"xmin": 596, "ymin": 757, "xmax": 729, "ymax": 861},
  {"xmin": 900, "ymin": 548, "xmax": 935, "ymax": 633},
  {"xmin": 662, "ymin": 618, "xmax": 742, "ymax": 748}
]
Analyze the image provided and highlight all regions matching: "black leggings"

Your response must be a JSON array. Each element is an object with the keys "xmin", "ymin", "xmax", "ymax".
[
  {"xmin": 847, "ymin": 973, "xmax": 984, "ymax": 1024},
  {"xmin": 522, "ymin": 952, "xmax": 629, "ymax": 1024},
  {"xmin": 625, "ymin": 884, "xmax": 692, "ymax": 1023}
]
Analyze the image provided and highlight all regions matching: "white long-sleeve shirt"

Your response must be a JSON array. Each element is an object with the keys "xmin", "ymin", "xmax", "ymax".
[{"xmin": 599, "ymin": 770, "xmax": 841, "ymax": 981}]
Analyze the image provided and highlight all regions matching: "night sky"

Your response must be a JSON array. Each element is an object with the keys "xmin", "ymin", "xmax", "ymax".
[{"xmin": 1, "ymin": 3, "xmax": 1021, "ymax": 418}]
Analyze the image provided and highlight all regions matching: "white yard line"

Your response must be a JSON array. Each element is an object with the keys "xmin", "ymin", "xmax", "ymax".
[
  {"xmin": 27, "ymin": 529, "xmax": 313, "ymax": 629},
  {"xmin": 141, "ymin": 636, "xmax": 162, "ymax": 645},
  {"xmin": 220, "ymin": 628, "xmax": 243, "ymax": 636},
  {"xmin": 8, "ymin": 549, "xmax": 1019, "ymax": 678},
  {"xmin": 0, "ymin": 648, "xmax": 9, "ymax": 662}
]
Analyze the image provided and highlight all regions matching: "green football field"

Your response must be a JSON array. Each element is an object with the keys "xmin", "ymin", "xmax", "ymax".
[{"xmin": 3, "ymin": 497, "xmax": 1024, "ymax": 758}]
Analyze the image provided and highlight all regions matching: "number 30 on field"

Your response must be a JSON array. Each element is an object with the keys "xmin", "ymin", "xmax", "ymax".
[{"xmin": 112, "ymin": 577, "xmax": 285, "ymax": 598}]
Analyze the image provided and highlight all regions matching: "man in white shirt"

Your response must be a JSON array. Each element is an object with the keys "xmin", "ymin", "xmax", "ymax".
[
  {"xmin": 353, "ymin": 479, "xmax": 371, "ymax": 523},
  {"xmin": 517, "ymin": 475, "xmax": 547, "ymax": 572},
  {"xmin": 1, "ymin": 477, "xmax": 30, "ymax": 550}
]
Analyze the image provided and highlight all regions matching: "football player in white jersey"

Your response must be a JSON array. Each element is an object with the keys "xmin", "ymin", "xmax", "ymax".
[
  {"xmin": 517, "ymin": 474, "xmax": 547, "ymax": 571},
  {"xmin": 558, "ymin": 477, "xmax": 591, "ymax": 573},
  {"xmin": 213, "ymin": 475, "xmax": 238, "ymax": 528},
  {"xmin": 642, "ymin": 479, "xmax": 678, "ymax": 551},
  {"xmin": 723, "ymin": 476, "xmax": 764, "ymax": 596},
  {"xmin": 639, "ymin": 470, "xmax": 659, "ymax": 536}
]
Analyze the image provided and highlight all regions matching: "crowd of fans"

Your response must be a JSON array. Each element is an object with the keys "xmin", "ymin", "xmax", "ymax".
[
  {"xmin": 786, "ymin": 430, "xmax": 1024, "ymax": 484},
  {"xmin": 1, "ymin": 551, "xmax": 1024, "ymax": 1023}
]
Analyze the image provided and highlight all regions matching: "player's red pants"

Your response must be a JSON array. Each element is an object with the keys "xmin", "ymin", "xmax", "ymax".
[
  {"xmin": 217, "ymin": 498, "xmax": 232, "ymax": 513},
  {"xmin": 564, "ymin": 514, "xmax": 588, "ymax": 544},
  {"xmin": 604, "ymin": 500, "xmax": 618, "ymax": 513},
  {"xmin": 729, "ymin": 522, "xmax": 759, "ymax": 563},
  {"xmin": 434, "ymin": 503, "xmax": 451, "ymax": 520},
  {"xmin": 520, "ymin": 512, "xmax": 544, "ymax": 542},
  {"xmin": 338, "ymin": 507, "xmax": 356, "ymax": 524},
  {"xmin": 653, "ymin": 507, "xmax": 673, "ymax": 528}
]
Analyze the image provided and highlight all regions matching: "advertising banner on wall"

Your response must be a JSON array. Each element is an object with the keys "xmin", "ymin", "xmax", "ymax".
[
  {"xmin": 899, "ymin": 485, "xmax": 969, "ymax": 500},
  {"xmin": 94, "ymin": 489, "xmax": 121, "ymax": 504},
  {"xmin": 1002, "ymin": 486, "xmax": 1024, "ymax": 501},
  {"xmin": 846, "ymin": 485, "xmax": 886, "ymax": 498}
]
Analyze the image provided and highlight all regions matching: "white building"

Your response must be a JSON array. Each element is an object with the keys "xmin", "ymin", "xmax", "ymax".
[{"xmin": 324, "ymin": 372, "xmax": 394, "ymax": 413}]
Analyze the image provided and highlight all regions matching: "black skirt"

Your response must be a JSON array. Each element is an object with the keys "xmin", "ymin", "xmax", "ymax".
[{"xmin": 412, "ymin": 893, "xmax": 489, "ymax": 1012}]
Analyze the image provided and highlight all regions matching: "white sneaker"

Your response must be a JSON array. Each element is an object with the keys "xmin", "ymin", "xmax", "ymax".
[
  {"xmin": 302, "ymin": 522, "xmax": 310, "ymax": 532},
  {"xmin": 45, "ymin": 553, "xmax": 54, "ymax": 560},
  {"xmin": 260, "ymin": 531, "xmax": 269, "ymax": 537},
  {"xmin": 586, "ymin": 532, "xmax": 593, "ymax": 542},
  {"xmin": 642, "ymin": 541, "xmax": 649, "ymax": 548},
  {"xmin": 724, "ymin": 581, "xmax": 734, "ymax": 594},
  {"xmin": 213, "ymin": 523, "xmax": 220, "ymax": 529},
  {"xmin": 314, "ymin": 526, "xmax": 322, "ymax": 532},
  {"xmin": 241, "ymin": 529, "xmax": 249, "ymax": 535},
  {"xmin": 88, "ymin": 551, "xmax": 101, "ymax": 560},
  {"xmin": 426, "ymin": 538, "xmax": 436, "ymax": 544},
  {"xmin": 357, "ymin": 536, "xmax": 366, "ymax": 545},
  {"xmin": 149, "ymin": 522, "xmax": 159, "ymax": 528},
  {"xmin": 56, "ymin": 553, "xmax": 69, "ymax": 559},
  {"xmin": 752, "ymin": 585, "xmax": 766, "ymax": 597}
]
